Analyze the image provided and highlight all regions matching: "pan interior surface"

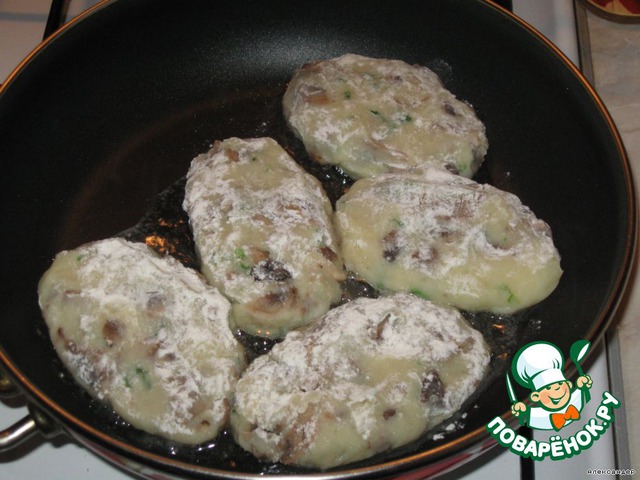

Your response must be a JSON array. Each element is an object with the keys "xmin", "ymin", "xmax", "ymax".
[{"xmin": 0, "ymin": 0, "xmax": 634, "ymax": 477}]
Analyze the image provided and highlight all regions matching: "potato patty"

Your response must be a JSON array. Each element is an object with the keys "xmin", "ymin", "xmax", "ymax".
[
  {"xmin": 283, "ymin": 54, "xmax": 488, "ymax": 179},
  {"xmin": 230, "ymin": 293, "xmax": 489, "ymax": 469},
  {"xmin": 38, "ymin": 238, "xmax": 246, "ymax": 444},
  {"xmin": 183, "ymin": 137, "xmax": 345, "ymax": 339},
  {"xmin": 335, "ymin": 168, "xmax": 562, "ymax": 313}
]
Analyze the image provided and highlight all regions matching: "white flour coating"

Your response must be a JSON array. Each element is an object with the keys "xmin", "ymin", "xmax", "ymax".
[
  {"xmin": 183, "ymin": 137, "xmax": 345, "ymax": 339},
  {"xmin": 283, "ymin": 54, "xmax": 488, "ymax": 179},
  {"xmin": 230, "ymin": 293, "xmax": 490, "ymax": 470},
  {"xmin": 38, "ymin": 238, "xmax": 246, "ymax": 444},
  {"xmin": 335, "ymin": 168, "xmax": 563, "ymax": 314}
]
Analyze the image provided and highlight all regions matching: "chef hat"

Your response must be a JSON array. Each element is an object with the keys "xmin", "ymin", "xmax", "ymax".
[{"xmin": 512, "ymin": 341, "xmax": 567, "ymax": 391}]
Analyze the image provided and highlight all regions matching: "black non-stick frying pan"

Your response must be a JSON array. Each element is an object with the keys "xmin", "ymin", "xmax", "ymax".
[{"xmin": 0, "ymin": 0, "xmax": 636, "ymax": 478}]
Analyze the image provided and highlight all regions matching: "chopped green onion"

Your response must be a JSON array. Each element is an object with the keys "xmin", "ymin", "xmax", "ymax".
[
  {"xmin": 410, "ymin": 288, "xmax": 430, "ymax": 300},
  {"xmin": 135, "ymin": 366, "xmax": 152, "ymax": 389},
  {"xmin": 499, "ymin": 285, "xmax": 518, "ymax": 304},
  {"xmin": 233, "ymin": 247, "xmax": 251, "ymax": 272}
]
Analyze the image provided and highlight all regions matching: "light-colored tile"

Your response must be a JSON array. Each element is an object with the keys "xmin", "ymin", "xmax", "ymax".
[{"xmin": 587, "ymin": 10, "xmax": 640, "ymax": 470}]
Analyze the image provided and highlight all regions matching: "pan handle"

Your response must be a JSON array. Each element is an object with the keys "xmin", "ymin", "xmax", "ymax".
[
  {"xmin": 0, "ymin": 370, "xmax": 64, "ymax": 452},
  {"xmin": 0, "ymin": 368, "xmax": 21, "ymax": 399},
  {"xmin": 0, "ymin": 415, "xmax": 38, "ymax": 451}
]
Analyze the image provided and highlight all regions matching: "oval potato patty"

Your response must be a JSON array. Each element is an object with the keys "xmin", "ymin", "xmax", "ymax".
[
  {"xmin": 230, "ymin": 293, "xmax": 490, "ymax": 469},
  {"xmin": 183, "ymin": 137, "xmax": 345, "ymax": 338},
  {"xmin": 334, "ymin": 168, "xmax": 562, "ymax": 314},
  {"xmin": 38, "ymin": 238, "xmax": 246, "ymax": 444},
  {"xmin": 283, "ymin": 54, "xmax": 488, "ymax": 179}
]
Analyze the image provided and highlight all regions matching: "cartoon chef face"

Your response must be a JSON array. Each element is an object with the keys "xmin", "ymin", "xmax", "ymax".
[
  {"xmin": 512, "ymin": 341, "xmax": 572, "ymax": 412},
  {"xmin": 529, "ymin": 380, "xmax": 573, "ymax": 411}
]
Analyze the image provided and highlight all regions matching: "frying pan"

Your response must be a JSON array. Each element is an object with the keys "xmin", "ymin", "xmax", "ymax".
[{"xmin": 0, "ymin": 0, "xmax": 636, "ymax": 478}]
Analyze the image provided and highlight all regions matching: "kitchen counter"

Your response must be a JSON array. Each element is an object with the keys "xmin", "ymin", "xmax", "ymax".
[{"xmin": 584, "ymin": 9, "xmax": 640, "ymax": 469}]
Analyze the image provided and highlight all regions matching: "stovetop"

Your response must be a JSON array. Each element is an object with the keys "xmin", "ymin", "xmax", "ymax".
[{"xmin": 0, "ymin": 1, "xmax": 625, "ymax": 479}]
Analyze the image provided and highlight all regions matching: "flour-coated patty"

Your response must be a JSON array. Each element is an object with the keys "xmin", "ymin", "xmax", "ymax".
[
  {"xmin": 38, "ymin": 238, "xmax": 246, "ymax": 444},
  {"xmin": 230, "ymin": 293, "xmax": 490, "ymax": 469},
  {"xmin": 334, "ymin": 168, "xmax": 562, "ymax": 314},
  {"xmin": 283, "ymin": 54, "xmax": 488, "ymax": 179},
  {"xmin": 183, "ymin": 137, "xmax": 345, "ymax": 339}
]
